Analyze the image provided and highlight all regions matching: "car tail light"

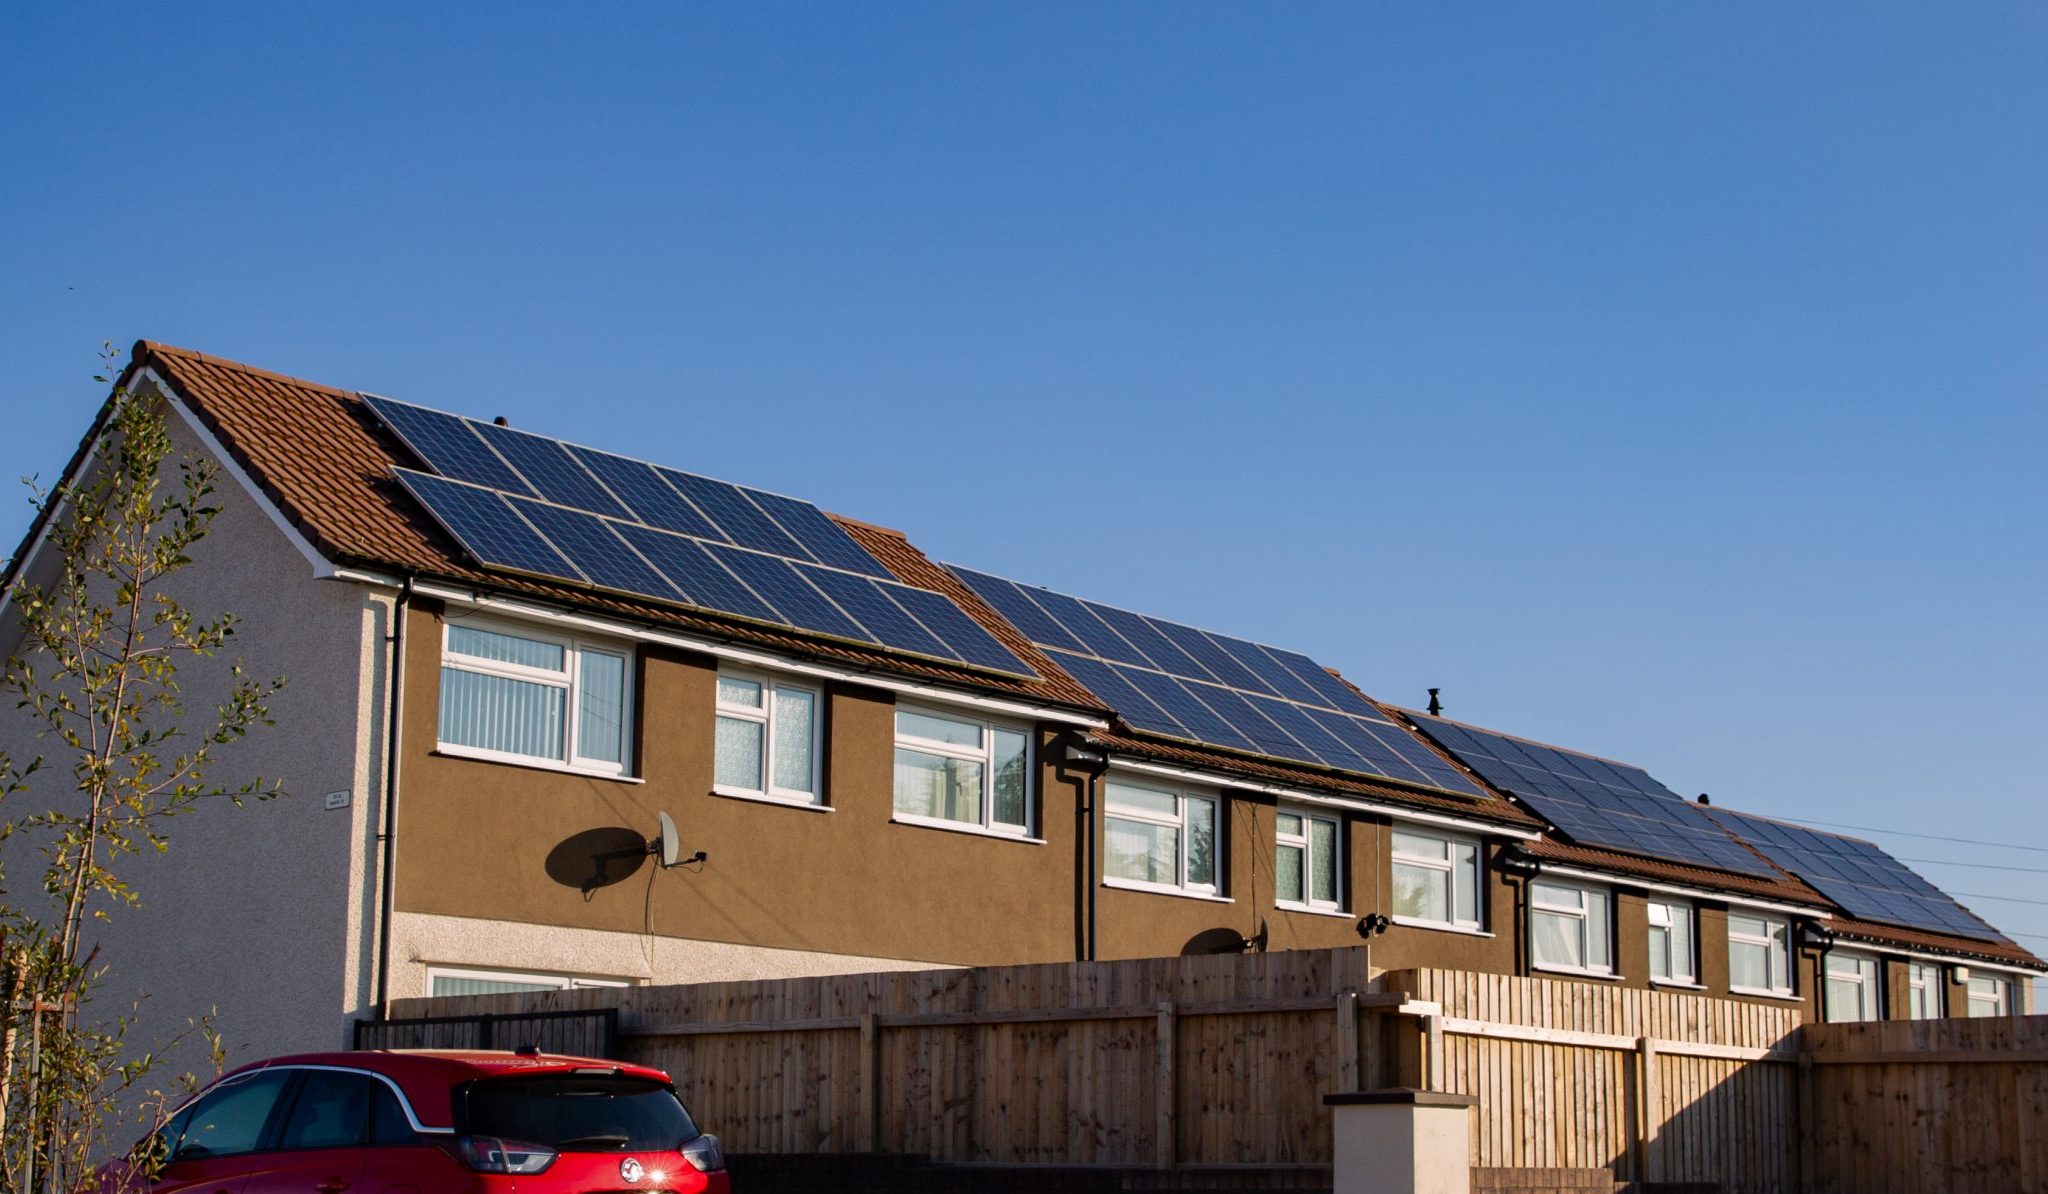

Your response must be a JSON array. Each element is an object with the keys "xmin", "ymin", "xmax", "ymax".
[
  {"xmin": 679, "ymin": 1133, "xmax": 725, "ymax": 1173},
  {"xmin": 442, "ymin": 1135, "xmax": 558, "ymax": 1174}
]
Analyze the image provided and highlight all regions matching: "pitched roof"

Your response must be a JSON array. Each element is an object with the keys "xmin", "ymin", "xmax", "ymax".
[{"xmin": 100, "ymin": 342, "xmax": 1106, "ymax": 709}]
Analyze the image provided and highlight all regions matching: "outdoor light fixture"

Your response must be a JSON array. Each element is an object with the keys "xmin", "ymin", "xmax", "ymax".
[
  {"xmin": 1061, "ymin": 739, "xmax": 1108, "ymax": 767},
  {"xmin": 1496, "ymin": 844, "xmax": 1541, "ymax": 877},
  {"xmin": 1798, "ymin": 923, "xmax": 1836, "ymax": 951}
]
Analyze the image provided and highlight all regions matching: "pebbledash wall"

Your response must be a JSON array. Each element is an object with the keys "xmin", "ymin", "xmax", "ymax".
[{"xmin": 0, "ymin": 397, "xmax": 381, "ymax": 1070}]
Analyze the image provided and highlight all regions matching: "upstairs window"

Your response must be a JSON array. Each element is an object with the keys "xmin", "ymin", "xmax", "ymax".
[
  {"xmin": 438, "ymin": 620, "xmax": 632, "ymax": 774},
  {"xmin": 1646, "ymin": 899, "xmax": 1696, "ymax": 984},
  {"xmin": 1967, "ymin": 973, "xmax": 2013, "ymax": 1018},
  {"xmin": 1824, "ymin": 951, "xmax": 1883, "ymax": 1022},
  {"xmin": 1530, "ymin": 879, "xmax": 1613, "ymax": 976},
  {"xmin": 427, "ymin": 967, "xmax": 632, "ymax": 997},
  {"xmin": 714, "ymin": 671, "xmax": 822, "ymax": 805},
  {"xmin": 1276, "ymin": 808, "xmax": 1342, "ymax": 911},
  {"xmin": 1391, "ymin": 830, "xmax": 1482, "ymax": 931},
  {"xmin": 1728, "ymin": 913, "xmax": 1794, "ymax": 997},
  {"xmin": 1104, "ymin": 779, "xmax": 1218, "ymax": 896},
  {"xmin": 1907, "ymin": 961, "xmax": 1944, "ymax": 1019},
  {"xmin": 892, "ymin": 707, "xmax": 1032, "ymax": 835}
]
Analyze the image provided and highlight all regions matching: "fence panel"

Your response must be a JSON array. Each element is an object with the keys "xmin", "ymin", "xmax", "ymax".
[
  {"xmin": 1380, "ymin": 968, "xmax": 1803, "ymax": 1194},
  {"xmin": 1802, "ymin": 1014, "xmax": 2048, "ymax": 1194}
]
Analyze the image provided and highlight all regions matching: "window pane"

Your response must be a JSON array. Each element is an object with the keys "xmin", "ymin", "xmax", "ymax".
[
  {"xmin": 1587, "ymin": 890, "xmax": 1610, "ymax": 970},
  {"xmin": 1107, "ymin": 816, "xmax": 1178, "ymax": 886},
  {"xmin": 1453, "ymin": 843, "xmax": 1479, "ymax": 924},
  {"xmin": 1826, "ymin": 977, "xmax": 1860, "ymax": 1021},
  {"xmin": 715, "ymin": 715, "xmax": 764, "ymax": 790},
  {"xmin": 1649, "ymin": 928, "xmax": 1672, "ymax": 979},
  {"xmin": 1186, "ymin": 798, "xmax": 1216, "ymax": 888},
  {"xmin": 280, "ymin": 1070, "xmax": 371, "ymax": 1150},
  {"xmin": 370, "ymin": 1085, "xmax": 423, "ymax": 1147},
  {"xmin": 718, "ymin": 675, "xmax": 763, "ymax": 708},
  {"xmin": 577, "ymin": 650, "xmax": 627, "ymax": 764},
  {"xmin": 432, "ymin": 975, "xmax": 566, "ymax": 997},
  {"xmin": 1533, "ymin": 909, "xmax": 1582, "ymax": 969},
  {"xmin": 1729, "ymin": 913, "xmax": 1769, "ymax": 939},
  {"xmin": 1276, "ymin": 812, "xmax": 1304, "ymax": 838},
  {"xmin": 1730, "ymin": 939, "xmax": 1768, "ymax": 990},
  {"xmin": 1106, "ymin": 783, "xmax": 1178, "ymax": 819},
  {"xmin": 771, "ymin": 687, "xmax": 817, "ymax": 793},
  {"xmin": 174, "ymin": 1072, "xmax": 295, "ymax": 1160},
  {"xmin": 1392, "ymin": 830, "xmax": 1448, "ymax": 862},
  {"xmin": 440, "ymin": 667, "xmax": 565, "ymax": 760},
  {"xmin": 897, "ymin": 709, "xmax": 981, "ymax": 748},
  {"xmin": 992, "ymin": 728, "xmax": 1029, "ymax": 827},
  {"xmin": 1392, "ymin": 860, "xmax": 1446, "ymax": 922},
  {"xmin": 1671, "ymin": 907, "xmax": 1693, "ymax": 978},
  {"xmin": 448, "ymin": 625, "xmax": 565, "ymax": 671},
  {"xmin": 1276, "ymin": 844, "xmax": 1305, "ymax": 903},
  {"xmin": 894, "ymin": 749, "xmax": 983, "ymax": 824},
  {"xmin": 1647, "ymin": 901, "xmax": 1672, "ymax": 929},
  {"xmin": 1532, "ymin": 881, "xmax": 1583, "ymax": 912},
  {"xmin": 1310, "ymin": 818, "xmax": 1338, "ymax": 904}
]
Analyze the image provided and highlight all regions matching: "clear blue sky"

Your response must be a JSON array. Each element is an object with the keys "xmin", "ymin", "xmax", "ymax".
[{"xmin": 4, "ymin": 4, "xmax": 2044, "ymax": 969}]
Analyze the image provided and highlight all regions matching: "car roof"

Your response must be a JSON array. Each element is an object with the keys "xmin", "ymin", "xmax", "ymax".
[{"xmin": 221, "ymin": 1050, "xmax": 674, "ymax": 1131}]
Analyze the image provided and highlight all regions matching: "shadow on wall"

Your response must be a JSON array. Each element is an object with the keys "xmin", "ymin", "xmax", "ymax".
[{"xmin": 545, "ymin": 826, "xmax": 651, "ymax": 897}]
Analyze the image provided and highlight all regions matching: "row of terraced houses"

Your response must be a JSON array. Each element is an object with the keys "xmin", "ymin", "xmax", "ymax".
[{"xmin": 0, "ymin": 342, "xmax": 2035, "ymax": 1068}]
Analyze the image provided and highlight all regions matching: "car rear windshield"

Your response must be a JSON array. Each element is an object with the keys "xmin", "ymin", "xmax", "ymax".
[{"xmin": 455, "ymin": 1075, "xmax": 698, "ymax": 1152}]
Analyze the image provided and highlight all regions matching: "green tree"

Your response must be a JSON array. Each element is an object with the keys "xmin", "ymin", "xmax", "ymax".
[{"xmin": 0, "ymin": 348, "xmax": 285, "ymax": 1192}]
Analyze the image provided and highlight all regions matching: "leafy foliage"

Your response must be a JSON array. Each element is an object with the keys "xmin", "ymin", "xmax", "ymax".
[{"xmin": 0, "ymin": 347, "xmax": 284, "ymax": 1192}]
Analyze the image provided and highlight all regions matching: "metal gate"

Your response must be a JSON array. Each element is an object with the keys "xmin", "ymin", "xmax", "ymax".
[{"xmin": 353, "ymin": 1006, "xmax": 620, "ymax": 1059}]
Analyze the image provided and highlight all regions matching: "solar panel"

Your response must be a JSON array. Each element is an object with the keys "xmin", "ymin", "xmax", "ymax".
[
  {"xmin": 1704, "ymin": 808, "xmax": 2009, "ymax": 943},
  {"xmin": 954, "ymin": 568, "xmax": 1488, "ymax": 798},
  {"xmin": 368, "ymin": 397, "xmax": 534, "ymax": 495},
  {"xmin": 1407, "ymin": 716, "xmax": 1780, "ymax": 879},
  {"xmin": 371, "ymin": 397, "xmax": 1040, "ymax": 679},
  {"xmin": 395, "ymin": 470, "xmax": 579, "ymax": 581},
  {"xmin": 475, "ymin": 423, "xmax": 634, "ymax": 521},
  {"xmin": 566, "ymin": 448, "xmax": 728, "ymax": 541}
]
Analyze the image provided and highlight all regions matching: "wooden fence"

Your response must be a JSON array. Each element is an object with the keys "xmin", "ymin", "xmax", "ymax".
[
  {"xmin": 1802, "ymin": 1014, "xmax": 2048, "ymax": 1194},
  {"xmin": 393, "ymin": 946, "xmax": 1414, "ymax": 1166},
  {"xmin": 1384, "ymin": 968, "xmax": 1803, "ymax": 1194},
  {"xmin": 388, "ymin": 949, "xmax": 2042, "ymax": 1191}
]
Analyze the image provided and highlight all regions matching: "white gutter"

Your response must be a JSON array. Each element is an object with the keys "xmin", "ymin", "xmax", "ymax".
[
  {"xmin": 1106, "ymin": 756, "xmax": 1541, "ymax": 840},
  {"xmin": 1827, "ymin": 937, "xmax": 2046, "ymax": 977},
  {"xmin": 412, "ymin": 579, "xmax": 1107, "ymax": 729},
  {"xmin": 1534, "ymin": 863, "xmax": 1829, "ymax": 920}
]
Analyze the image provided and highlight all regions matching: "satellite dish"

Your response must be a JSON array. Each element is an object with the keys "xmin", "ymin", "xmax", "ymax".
[{"xmin": 654, "ymin": 812, "xmax": 680, "ymax": 868}]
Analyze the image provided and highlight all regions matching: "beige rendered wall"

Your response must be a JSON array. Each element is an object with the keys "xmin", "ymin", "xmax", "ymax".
[{"xmin": 0, "ymin": 392, "xmax": 386, "ymax": 1072}]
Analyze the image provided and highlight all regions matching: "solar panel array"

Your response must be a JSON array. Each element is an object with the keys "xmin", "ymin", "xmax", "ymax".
[
  {"xmin": 1704, "ymin": 808, "xmax": 2008, "ymax": 943},
  {"xmin": 948, "ymin": 567, "xmax": 1485, "ymax": 797},
  {"xmin": 1407, "ymin": 716, "xmax": 1780, "ymax": 879},
  {"xmin": 366, "ymin": 395, "xmax": 1036, "ymax": 678}
]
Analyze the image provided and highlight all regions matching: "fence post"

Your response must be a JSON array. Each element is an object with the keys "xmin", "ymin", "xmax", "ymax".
[
  {"xmin": 859, "ymin": 1012, "xmax": 882, "ymax": 1153},
  {"xmin": 1635, "ymin": 1036, "xmax": 1659, "ymax": 1183},
  {"xmin": 1156, "ymin": 1001, "xmax": 1177, "ymax": 1169},
  {"xmin": 1797, "ymin": 1051, "xmax": 1816, "ymax": 1194},
  {"xmin": 1422, "ymin": 1013, "xmax": 1444, "ymax": 1092},
  {"xmin": 1336, "ymin": 992, "xmax": 1360, "ymax": 1091}
]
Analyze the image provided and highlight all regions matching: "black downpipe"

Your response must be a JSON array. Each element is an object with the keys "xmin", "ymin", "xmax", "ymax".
[
  {"xmin": 1068, "ymin": 748, "xmax": 1106, "ymax": 963},
  {"xmin": 373, "ymin": 578, "xmax": 413, "ymax": 1016},
  {"xmin": 1086, "ymin": 764, "xmax": 1101, "ymax": 961}
]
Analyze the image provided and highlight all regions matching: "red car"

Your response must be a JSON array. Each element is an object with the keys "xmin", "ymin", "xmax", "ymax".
[{"xmin": 101, "ymin": 1049, "xmax": 730, "ymax": 1193}]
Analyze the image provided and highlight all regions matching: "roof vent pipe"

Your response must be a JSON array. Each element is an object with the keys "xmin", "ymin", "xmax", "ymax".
[
  {"xmin": 1697, "ymin": 793, "xmax": 1711, "ymax": 805},
  {"xmin": 493, "ymin": 416, "xmax": 509, "ymax": 426},
  {"xmin": 1426, "ymin": 688, "xmax": 1443, "ymax": 716}
]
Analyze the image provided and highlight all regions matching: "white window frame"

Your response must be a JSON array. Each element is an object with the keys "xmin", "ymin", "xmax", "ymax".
[
  {"xmin": 713, "ymin": 668, "xmax": 824, "ymax": 806},
  {"xmin": 436, "ymin": 615, "xmax": 635, "ymax": 777},
  {"xmin": 1967, "ymin": 973, "xmax": 2013, "ymax": 1018},
  {"xmin": 1823, "ymin": 950, "xmax": 1884, "ymax": 1022},
  {"xmin": 1727, "ymin": 913, "xmax": 1795, "ymax": 998},
  {"xmin": 1529, "ymin": 878, "xmax": 1615, "ymax": 977},
  {"xmin": 1275, "ymin": 806, "xmax": 1344, "ymax": 913},
  {"xmin": 1390, "ymin": 829, "xmax": 1484, "ymax": 933},
  {"xmin": 891, "ymin": 704, "xmax": 1035, "ymax": 838},
  {"xmin": 1646, "ymin": 899, "xmax": 1696, "ymax": 985},
  {"xmin": 1102, "ymin": 777, "xmax": 1222, "ymax": 898},
  {"xmin": 1906, "ymin": 961, "xmax": 1944, "ymax": 1020},
  {"xmin": 425, "ymin": 966, "xmax": 634, "ymax": 996}
]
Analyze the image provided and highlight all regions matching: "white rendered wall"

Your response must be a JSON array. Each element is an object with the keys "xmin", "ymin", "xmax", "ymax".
[
  {"xmin": 388, "ymin": 910, "xmax": 949, "ymax": 999},
  {"xmin": 0, "ymin": 396, "xmax": 383, "ymax": 1076}
]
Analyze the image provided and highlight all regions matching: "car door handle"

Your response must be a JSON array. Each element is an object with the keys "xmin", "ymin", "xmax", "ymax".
[{"xmin": 315, "ymin": 1181, "xmax": 350, "ymax": 1194}]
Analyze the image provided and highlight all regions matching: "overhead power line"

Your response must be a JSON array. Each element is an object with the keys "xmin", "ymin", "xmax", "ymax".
[
  {"xmin": 1779, "ymin": 817, "xmax": 2048, "ymax": 856},
  {"xmin": 1898, "ymin": 856, "xmax": 2048, "ymax": 876},
  {"xmin": 1950, "ymin": 890, "xmax": 2048, "ymax": 908}
]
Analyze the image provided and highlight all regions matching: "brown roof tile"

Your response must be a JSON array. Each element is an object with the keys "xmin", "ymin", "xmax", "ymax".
[{"xmin": 1825, "ymin": 917, "xmax": 2044, "ymax": 971}]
